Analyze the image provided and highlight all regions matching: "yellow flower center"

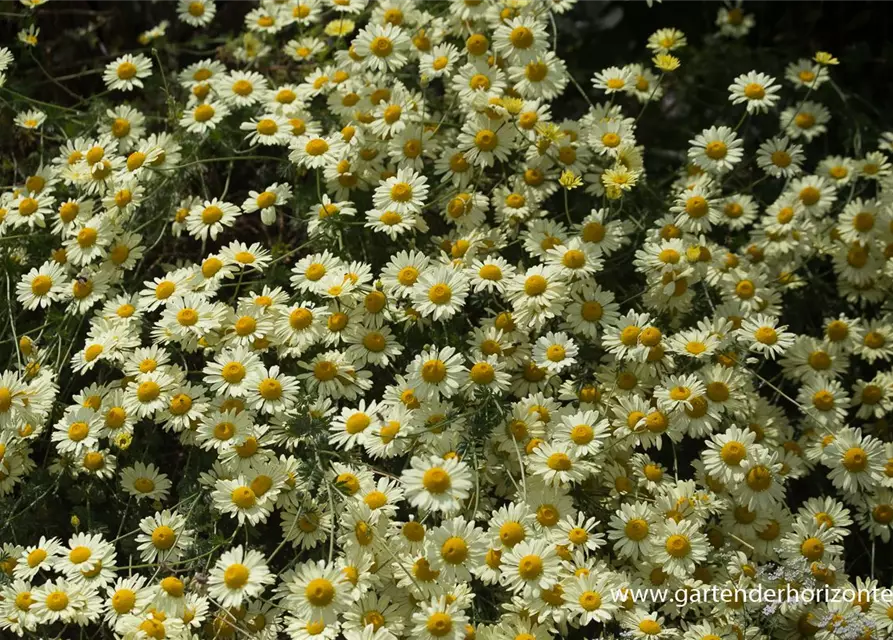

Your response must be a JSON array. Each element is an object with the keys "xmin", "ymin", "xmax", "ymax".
[
  {"xmin": 743, "ymin": 82, "xmax": 765, "ymax": 99},
  {"xmin": 305, "ymin": 138, "xmax": 329, "ymax": 156},
  {"xmin": 258, "ymin": 378, "xmax": 283, "ymax": 400},
  {"xmin": 625, "ymin": 519, "xmax": 649, "ymax": 541},
  {"xmin": 547, "ymin": 452, "xmax": 571, "ymax": 471},
  {"xmin": 665, "ymin": 534, "xmax": 691, "ymax": 557},
  {"xmin": 685, "ymin": 196, "xmax": 709, "ymax": 218},
  {"xmin": 746, "ymin": 465, "xmax": 772, "ymax": 491},
  {"xmin": 152, "ymin": 525, "xmax": 177, "ymax": 550},
  {"xmin": 117, "ymin": 61, "xmax": 138, "ymax": 79},
  {"xmin": 422, "ymin": 467, "xmax": 451, "ymax": 493},
  {"xmin": 390, "ymin": 182, "xmax": 413, "ymax": 202},
  {"xmin": 222, "ymin": 563, "xmax": 249, "ymax": 589},
  {"xmin": 428, "ymin": 283, "xmax": 452, "ymax": 304},
  {"xmin": 77, "ymin": 227, "xmax": 98, "ymax": 248},
  {"xmin": 231, "ymin": 486, "xmax": 256, "ymax": 508},
  {"xmin": 441, "ymin": 537, "xmax": 468, "ymax": 564},
  {"xmin": 705, "ymin": 141, "xmax": 727, "ymax": 160},
  {"xmin": 427, "ymin": 613, "xmax": 453, "ymax": 637},
  {"xmin": 68, "ymin": 421, "xmax": 89, "ymax": 441},
  {"xmin": 509, "ymin": 26, "xmax": 534, "ymax": 49},
  {"xmin": 111, "ymin": 588, "xmax": 136, "ymax": 614},
  {"xmin": 842, "ymin": 447, "xmax": 867, "ymax": 472},
  {"xmin": 812, "ymin": 390, "xmax": 835, "ymax": 412},
  {"xmin": 421, "ymin": 359, "xmax": 447, "ymax": 383},
  {"xmin": 370, "ymin": 36, "xmax": 393, "ymax": 57},
  {"xmin": 45, "ymin": 591, "xmax": 69, "ymax": 611},
  {"xmin": 518, "ymin": 554, "xmax": 543, "ymax": 579},
  {"xmin": 639, "ymin": 620, "xmax": 662, "ymax": 635},
  {"xmin": 31, "ymin": 275, "xmax": 53, "ymax": 296},
  {"xmin": 137, "ymin": 381, "xmax": 161, "ymax": 403},
  {"xmin": 720, "ymin": 441, "xmax": 745, "ymax": 465}
]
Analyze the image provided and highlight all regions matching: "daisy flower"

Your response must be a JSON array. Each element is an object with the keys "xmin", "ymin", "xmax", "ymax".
[
  {"xmin": 373, "ymin": 167, "xmax": 429, "ymax": 214},
  {"xmin": 208, "ymin": 546, "xmax": 274, "ymax": 608},
  {"xmin": 734, "ymin": 446, "xmax": 786, "ymax": 510},
  {"xmin": 178, "ymin": 0, "xmax": 216, "ymax": 26},
  {"xmin": 702, "ymin": 425, "xmax": 757, "ymax": 484},
  {"xmin": 781, "ymin": 100, "xmax": 831, "ymax": 142},
  {"xmin": 245, "ymin": 365, "xmax": 300, "ymax": 415},
  {"xmin": 509, "ymin": 52, "xmax": 569, "ymax": 100},
  {"xmin": 410, "ymin": 266, "xmax": 469, "ymax": 321},
  {"xmin": 652, "ymin": 518, "xmax": 709, "ymax": 578},
  {"xmin": 529, "ymin": 442, "xmax": 589, "ymax": 486},
  {"xmin": 426, "ymin": 516, "xmax": 486, "ymax": 583},
  {"xmin": 218, "ymin": 70, "xmax": 268, "ymax": 107},
  {"xmin": 240, "ymin": 114, "xmax": 290, "ymax": 146},
  {"xmin": 505, "ymin": 265, "xmax": 567, "ymax": 329},
  {"xmin": 124, "ymin": 371, "xmax": 173, "ymax": 419},
  {"xmin": 179, "ymin": 100, "xmax": 230, "ymax": 134},
  {"xmin": 353, "ymin": 23, "xmax": 410, "ymax": 71},
  {"xmin": 688, "ymin": 126, "xmax": 743, "ymax": 174},
  {"xmin": 401, "ymin": 455, "xmax": 472, "ymax": 513},
  {"xmin": 58, "ymin": 532, "xmax": 116, "ymax": 585},
  {"xmin": 8, "ymin": 191, "xmax": 54, "ymax": 229},
  {"xmin": 185, "ymin": 197, "xmax": 240, "ymax": 240},
  {"xmin": 330, "ymin": 400, "xmax": 380, "ymax": 451},
  {"xmin": 493, "ymin": 16, "xmax": 549, "ymax": 64},
  {"xmin": 103, "ymin": 54, "xmax": 152, "ymax": 91},
  {"xmin": 728, "ymin": 70, "xmax": 781, "ymax": 113},
  {"xmin": 220, "ymin": 241, "xmax": 272, "ymax": 272},
  {"xmin": 51, "ymin": 406, "xmax": 104, "ymax": 456},
  {"xmin": 242, "ymin": 182, "xmax": 292, "ymax": 225},
  {"xmin": 565, "ymin": 572, "xmax": 620, "ymax": 625},
  {"xmin": 135, "ymin": 510, "xmax": 194, "ymax": 563},
  {"xmin": 853, "ymin": 319, "xmax": 893, "ymax": 364},
  {"xmin": 785, "ymin": 58, "xmax": 828, "ymax": 89},
  {"xmin": 647, "ymin": 27, "xmax": 687, "ymax": 53},
  {"xmin": 500, "ymin": 538, "xmax": 560, "ymax": 597},
  {"xmin": 756, "ymin": 138, "xmax": 805, "ymax": 179},
  {"xmin": 212, "ymin": 477, "xmax": 272, "ymax": 525},
  {"xmin": 532, "ymin": 331, "xmax": 578, "ymax": 374},
  {"xmin": 15, "ymin": 108, "xmax": 46, "ymax": 129},
  {"xmin": 103, "ymin": 575, "xmax": 151, "ymax": 623},
  {"xmin": 592, "ymin": 65, "xmax": 634, "ymax": 94},
  {"xmin": 284, "ymin": 559, "xmax": 352, "ymax": 624},
  {"xmin": 120, "ymin": 462, "xmax": 172, "ymax": 501},
  {"xmin": 545, "ymin": 238, "xmax": 603, "ymax": 278},
  {"xmin": 30, "ymin": 579, "xmax": 89, "ymax": 624},
  {"xmin": 737, "ymin": 313, "xmax": 795, "ymax": 359},
  {"xmin": 825, "ymin": 428, "xmax": 884, "ymax": 494},
  {"xmin": 607, "ymin": 502, "xmax": 655, "ymax": 560},
  {"xmin": 307, "ymin": 195, "xmax": 356, "ymax": 235},
  {"xmin": 407, "ymin": 345, "xmax": 465, "ymax": 399},
  {"xmin": 457, "ymin": 117, "xmax": 516, "ymax": 168},
  {"xmin": 553, "ymin": 512, "xmax": 605, "ymax": 552},
  {"xmin": 291, "ymin": 134, "xmax": 335, "ymax": 169},
  {"xmin": 798, "ymin": 376, "xmax": 850, "ymax": 428},
  {"xmin": 17, "ymin": 261, "xmax": 67, "ymax": 309},
  {"xmin": 464, "ymin": 354, "xmax": 511, "ymax": 396},
  {"xmin": 14, "ymin": 536, "xmax": 63, "ymax": 580},
  {"xmin": 466, "ymin": 257, "xmax": 516, "ymax": 294},
  {"xmin": 420, "ymin": 43, "xmax": 460, "ymax": 79}
]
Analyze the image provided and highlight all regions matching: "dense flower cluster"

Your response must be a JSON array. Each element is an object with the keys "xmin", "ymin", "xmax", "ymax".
[{"xmin": 2, "ymin": 1, "xmax": 893, "ymax": 639}]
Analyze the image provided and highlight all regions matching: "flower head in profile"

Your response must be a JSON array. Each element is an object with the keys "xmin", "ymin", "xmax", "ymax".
[{"xmin": 653, "ymin": 54, "xmax": 680, "ymax": 72}]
